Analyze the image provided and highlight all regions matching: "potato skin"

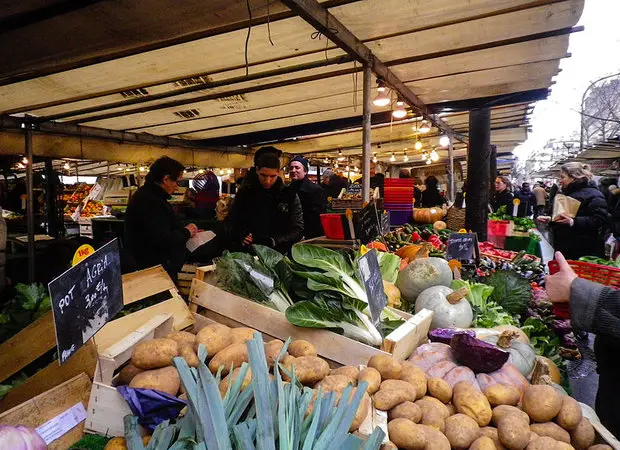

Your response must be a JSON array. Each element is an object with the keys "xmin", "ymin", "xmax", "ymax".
[
  {"xmin": 208, "ymin": 343, "xmax": 249, "ymax": 375},
  {"xmin": 427, "ymin": 377, "xmax": 452, "ymax": 403},
  {"xmin": 480, "ymin": 426, "xmax": 507, "ymax": 450},
  {"xmin": 230, "ymin": 327, "xmax": 257, "ymax": 344},
  {"xmin": 117, "ymin": 364, "xmax": 143, "ymax": 385},
  {"xmin": 526, "ymin": 436, "xmax": 560, "ymax": 450},
  {"xmin": 281, "ymin": 356, "xmax": 330, "ymax": 385},
  {"xmin": 522, "ymin": 385, "xmax": 562, "ymax": 423},
  {"xmin": 453, "ymin": 381, "xmax": 493, "ymax": 426},
  {"xmin": 330, "ymin": 366, "xmax": 359, "ymax": 385},
  {"xmin": 400, "ymin": 362, "xmax": 427, "ymax": 399},
  {"xmin": 219, "ymin": 367, "xmax": 252, "ymax": 397},
  {"xmin": 374, "ymin": 381, "xmax": 417, "ymax": 410},
  {"xmin": 315, "ymin": 375, "xmax": 353, "ymax": 401},
  {"xmin": 359, "ymin": 367, "xmax": 382, "ymax": 394},
  {"xmin": 471, "ymin": 436, "xmax": 499, "ymax": 450},
  {"xmin": 195, "ymin": 323, "xmax": 233, "ymax": 356},
  {"xmin": 166, "ymin": 331, "xmax": 196, "ymax": 346},
  {"xmin": 570, "ymin": 418, "xmax": 595, "ymax": 450},
  {"xmin": 415, "ymin": 396, "xmax": 450, "ymax": 419},
  {"xmin": 493, "ymin": 405, "xmax": 530, "ymax": 426},
  {"xmin": 389, "ymin": 401, "xmax": 422, "ymax": 423},
  {"xmin": 388, "ymin": 418, "xmax": 427, "ymax": 450},
  {"xmin": 498, "ymin": 414, "xmax": 531, "ymax": 450},
  {"xmin": 484, "ymin": 384, "xmax": 521, "ymax": 407},
  {"xmin": 530, "ymin": 423, "xmax": 570, "ymax": 444},
  {"xmin": 131, "ymin": 338, "xmax": 179, "ymax": 369},
  {"xmin": 129, "ymin": 366, "xmax": 180, "ymax": 395},
  {"xmin": 587, "ymin": 446, "xmax": 612, "ymax": 450},
  {"xmin": 444, "ymin": 413, "xmax": 480, "ymax": 450},
  {"xmin": 368, "ymin": 354, "xmax": 402, "ymax": 380},
  {"xmin": 421, "ymin": 424, "xmax": 451, "ymax": 450},
  {"xmin": 179, "ymin": 343, "xmax": 200, "ymax": 368},
  {"xmin": 350, "ymin": 392, "xmax": 371, "ymax": 431},
  {"xmin": 556, "ymin": 395, "xmax": 583, "ymax": 431},
  {"xmin": 288, "ymin": 340, "xmax": 317, "ymax": 357},
  {"xmin": 264, "ymin": 339, "xmax": 285, "ymax": 368}
]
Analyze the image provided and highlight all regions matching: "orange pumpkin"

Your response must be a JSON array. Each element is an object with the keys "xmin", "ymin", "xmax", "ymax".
[{"xmin": 412, "ymin": 207, "xmax": 446, "ymax": 224}]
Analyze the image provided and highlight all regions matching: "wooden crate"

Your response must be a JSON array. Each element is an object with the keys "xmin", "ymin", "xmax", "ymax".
[
  {"xmin": 85, "ymin": 313, "xmax": 175, "ymax": 437},
  {"xmin": 177, "ymin": 263, "xmax": 199, "ymax": 296},
  {"xmin": 0, "ymin": 373, "xmax": 92, "ymax": 450},
  {"xmin": 189, "ymin": 277, "xmax": 432, "ymax": 367}
]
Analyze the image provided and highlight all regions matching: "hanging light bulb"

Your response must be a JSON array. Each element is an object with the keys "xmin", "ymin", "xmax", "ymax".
[
  {"xmin": 430, "ymin": 149, "xmax": 439, "ymax": 162},
  {"xmin": 414, "ymin": 140, "xmax": 423, "ymax": 151},
  {"xmin": 403, "ymin": 152, "xmax": 409, "ymax": 162},
  {"xmin": 372, "ymin": 152, "xmax": 378, "ymax": 163},
  {"xmin": 139, "ymin": 166, "xmax": 146, "ymax": 172},
  {"xmin": 390, "ymin": 152, "xmax": 396, "ymax": 162},
  {"xmin": 21, "ymin": 156, "xmax": 29, "ymax": 165},
  {"xmin": 227, "ymin": 168, "xmax": 233, "ymax": 174},
  {"xmin": 323, "ymin": 157, "xmax": 329, "ymax": 164},
  {"xmin": 439, "ymin": 135, "xmax": 451, "ymax": 147},
  {"xmin": 63, "ymin": 162, "xmax": 71, "ymax": 170},
  {"xmin": 426, "ymin": 159, "xmax": 432, "ymax": 165},
  {"xmin": 392, "ymin": 100, "xmax": 407, "ymax": 119},
  {"xmin": 354, "ymin": 166, "xmax": 359, "ymax": 172},
  {"xmin": 373, "ymin": 81, "xmax": 390, "ymax": 107},
  {"xmin": 421, "ymin": 151, "xmax": 428, "ymax": 161},
  {"xmin": 337, "ymin": 150, "xmax": 345, "ymax": 161},
  {"xmin": 183, "ymin": 169, "xmax": 188, "ymax": 174},
  {"xmin": 345, "ymin": 165, "xmax": 350, "ymax": 172},
  {"xmin": 419, "ymin": 120, "xmax": 431, "ymax": 133}
]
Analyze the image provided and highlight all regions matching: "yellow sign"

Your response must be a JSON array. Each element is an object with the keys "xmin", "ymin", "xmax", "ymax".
[
  {"xmin": 72, "ymin": 244, "xmax": 95, "ymax": 266},
  {"xmin": 513, "ymin": 198, "xmax": 521, "ymax": 205}
]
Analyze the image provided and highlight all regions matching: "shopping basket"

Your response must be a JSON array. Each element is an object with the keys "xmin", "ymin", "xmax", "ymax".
[{"xmin": 548, "ymin": 259, "xmax": 620, "ymax": 318}]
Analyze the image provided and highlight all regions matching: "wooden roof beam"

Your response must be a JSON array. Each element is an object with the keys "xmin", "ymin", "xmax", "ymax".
[{"xmin": 279, "ymin": 0, "xmax": 465, "ymax": 142}]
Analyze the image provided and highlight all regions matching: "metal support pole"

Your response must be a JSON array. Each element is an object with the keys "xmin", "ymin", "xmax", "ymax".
[
  {"xmin": 448, "ymin": 137, "xmax": 455, "ymax": 202},
  {"xmin": 465, "ymin": 108, "xmax": 491, "ymax": 241},
  {"xmin": 25, "ymin": 126, "xmax": 35, "ymax": 282},
  {"xmin": 362, "ymin": 64, "xmax": 372, "ymax": 203}
]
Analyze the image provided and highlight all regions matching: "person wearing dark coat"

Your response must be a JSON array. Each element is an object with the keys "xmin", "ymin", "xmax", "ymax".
[
  {"xmin": 228, "ymin": 151, "xmax": 303, "ymax": 254},
  {"xmin": 514, "ymin": 182, "xmax": 536, "ymax": 217},
  {"xmin": 419, "ymin": 176, "xmax": 447, "ymax": 208},
  {"xmin": 125, "ymin": 156, "xmax": 198, "ymax": 281},
  {"xmin": 539, "ymin": 162, "xmax": 608, "ymax": 260},
  {"xmin": 491, "ymin": 176, "xmax": 514, "ymax": 214},
  {"xmin": 546, "ymin": 251, "xmax": 620, "ymax": 437},
  {"xmin": 289, "ymin": 155, "xmax": 326, "ymax": 239}
]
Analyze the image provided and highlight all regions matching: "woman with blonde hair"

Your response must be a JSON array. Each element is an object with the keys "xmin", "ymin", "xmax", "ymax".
[
  {"xmin": 540, "ymin": 162, "xmax": 608, "ymax": 259},
  {"xmin": 491, "ymin": 175, "xmax": 514, "ymax": 213}
]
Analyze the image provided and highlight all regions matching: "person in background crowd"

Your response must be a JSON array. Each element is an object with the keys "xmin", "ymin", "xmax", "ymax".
[
  {"xmin": 538, "ymin": 162, "xmax": 608, "ymax": 259},
  {"xmin": 398, "ymin": 168, "xmax": 411, "ymax": 178},
  {"xmin": 454, "ymin": 179, "xmax": 467, "ymax": 208},
  {"xmin": 547, "ymin": 183, "xmax": 559, "ymax": 215},
  {"xmin": 193, "ymin": 170, "xmax": 220, "ymax": 219},
  {"xmin": 491, "ymin": 176, "xmax": 514, "ymax": 213},
  {"xmin": 413, "ymin": 177, "xmax": 423, "ymax": 208},
  {"xmin": 241, "ymin": 146, "xmax": 283, "ymax": 190},
  {"xmin": 126, "ymin": 156, "xmax": 198, "ymax": 281},
  {"xmin": 288, "ymin": 155, "xmax": 326, "ymax": 239},
  {"xmin": 419, "ymin": 175, "xmax": 447, "ymax": 208},
  {"xmin": 514, "ymin": 182, "xmax": 536, "ymax": 217},
  {"xmin": 370, "ymin": 172, "xmax": 385, "ymax": 198},
  {"xmin": 328, "ymin": 172, "xmax": 348, "ymax": 199},
  {"xmin": 546, "ymin": 251, "xmax": 620, "ymax": 437},
  {"xmin": 532, "ymin": 181, "xmax": 547, "ymax": 217},
  {"xmin": 228, "ymin": 151, "xmax": 303, "ymax": 254}
]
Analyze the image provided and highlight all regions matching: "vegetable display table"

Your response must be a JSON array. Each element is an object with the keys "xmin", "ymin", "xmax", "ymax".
[{"xmin": 504, "ymin": 236, "xmax": 542, "ymax": 258}]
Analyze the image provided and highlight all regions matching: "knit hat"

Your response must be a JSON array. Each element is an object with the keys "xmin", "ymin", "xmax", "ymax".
[
  {"xmin": 290, "ymin": 155, "xmax": 309, "ymax": 172},
  {"xmin": 253, "ymin": 146, "xmax": 282, "ymax": 166}
]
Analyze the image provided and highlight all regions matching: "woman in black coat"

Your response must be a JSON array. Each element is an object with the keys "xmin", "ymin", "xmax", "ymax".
[
  {"xmin": 419, "ymin": 176, "xmax": 447, "ymax": 208},
  {"xmin": 491, "ymin": 176, "xmax": 514, "ymax": 214},
  {"xmin": 540, "ymin": 162, "xmax": 608, "ymax": 260}
]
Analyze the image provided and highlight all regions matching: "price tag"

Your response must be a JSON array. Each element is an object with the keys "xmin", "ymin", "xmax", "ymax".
[
  {"xmin": 72, "ymin": 244, "xmax": 95, "ymax": 266},
  {"xmin": 446, "ymin": 232, "xmax": 480, "ymax": 263},
  {"xmin": 347, "ymin": 183, "xmax": 363, "ymax": 195},
  {"xmin": 48, "ymin": 239, "xmax": 123, "ymax": 364},
  {"xmin": 355, "ymin": 201, "xmax": 389, "ymax": 244},
  {"xmin": 357, "ymin": 249, "xmax": 387, "ymax": 326}
]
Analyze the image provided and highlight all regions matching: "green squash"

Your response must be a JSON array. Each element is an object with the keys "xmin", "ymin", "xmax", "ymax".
[{"xmin": 483, "ymin": 331, "xmax": 536, "ymax": 377}]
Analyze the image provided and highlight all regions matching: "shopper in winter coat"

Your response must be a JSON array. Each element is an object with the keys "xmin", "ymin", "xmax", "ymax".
[
  {"xmin": 532, "ymin": 181, "xmax": 547, "ymax": 217},
  {"xmin": 546, "ymin": 251, "xmax": 620, "ymax": 437},
  {"xmin": 490, "ymin": 176, "xmax": 514, "ymax": 214},
  {"xmin": 228, "ymin": 151, "xmax": 303, "ymax": 254},
  {"xmin": 514, "ymin": 182, "xmax": 536, "ymax": 217},
  {"xmin": 539, "ymin": 162, "xmax": 608, "ymax": 260},
  {"xmin": 289, "ymin": 155, "xmax": 326, "ymax": 239},
  {"xmin": 126, "ymin": 156, "xmax": 198, "ymax": 281},
  {"xmin": 418, "ymin": 175, "xmax": 447, "ymax": 208}
]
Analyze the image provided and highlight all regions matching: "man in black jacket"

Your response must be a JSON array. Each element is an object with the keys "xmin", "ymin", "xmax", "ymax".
[
  {"xmin": 125, "ymin": 157, "xmax": 198, "ymax": 281},
  {"xmin": 228, "ymin": 151, "xmax": 303, "ymax": 254},
  {"xmin": 289, "ymin": 155, "xmax": 326, "ymax": 239}
]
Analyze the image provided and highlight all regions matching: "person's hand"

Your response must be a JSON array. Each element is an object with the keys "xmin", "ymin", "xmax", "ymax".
[
  {"xmin": 546, "ymin": 252, "xmax": 577, "ymax": 303},
  {"xmin": 536, "ymin": 215, "xmax": 551, "ymax": 223},
  {"xmin": 554, "ymin": 214, "xmax": 574, "ymax": 227},
  {"xmin": 185, "ymin": 223, "xmax": 198, "ymax": 237},
  {"xmin": 243, "ymin": 233, "xmax": 253, "ymax": 246}
]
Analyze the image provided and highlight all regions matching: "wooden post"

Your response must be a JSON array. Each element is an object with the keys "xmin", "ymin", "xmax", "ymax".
[
  {"xmin": 44, "ymin": 158, "xmax": 59, "ymax": 238},
  {"xmin": 362, "ymin": 65, "xmax": 372, "ymax": 203},
  {"xmin": 489, "ymin": 144, "xmax": 497, "ymax": 197},
  {"xmin": 465, "ymin": 108, "xmax": 491, "ymax": 241},
  {"xmin": 448, "ymin": 136, "xmax": 455, "ymax": 202}
]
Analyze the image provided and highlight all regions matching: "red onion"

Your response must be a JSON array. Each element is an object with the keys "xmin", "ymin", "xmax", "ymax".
[{"xmin": 0, "ymin": 425, "xmax": 47, "ymax": 449}]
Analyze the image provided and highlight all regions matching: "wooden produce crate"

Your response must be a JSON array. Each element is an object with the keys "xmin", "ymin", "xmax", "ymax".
[
  {"xmin": 177, "ymin": 263, "xmax": 199, "ymax": 296},
  {"xmin": 86, "ymin": 313, "xmax": 175, "ymax": 437},
  {"xmin": 0, "ymin": 373, "xmax": 92, "ymax": 450},
  {"xmin": 188, "ymin": 276, "xmax": 432, "ymax": 367}
]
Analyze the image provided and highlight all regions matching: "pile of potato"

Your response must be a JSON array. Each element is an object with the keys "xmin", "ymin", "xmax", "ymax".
[{"xmin": 364, "ymin": 354, "xmax": 611, "ymax": 450}]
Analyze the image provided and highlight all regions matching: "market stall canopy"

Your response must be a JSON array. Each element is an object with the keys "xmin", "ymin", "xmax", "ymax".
[
  {"xmin": 544, "ymin": 135, "xmax": 620, "ymax": 176},
  {"xmin": 0, "ymin": 0, "xmax": 584, "ymax": 160}
]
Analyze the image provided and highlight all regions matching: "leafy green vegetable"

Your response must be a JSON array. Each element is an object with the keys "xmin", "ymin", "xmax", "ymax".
[
  {"xmin": 452, "ymin": 279, "xmax": 518, "ymax": 328},
  {"xmin": 0, "ymin": 283, "xmax": 51, "ymax": 344},
  {"xmin": 483, "ymin": 270, "xmax": 531, "ymax": 317},
  {"xmin": 578, "ymin": 256, "xmax": 620, "ymax": 267},
  {"xmin": 376, "ymin": 251, "xmax": 401, "ymax": 284},
  {"xmin": 521, "ymin": 317, "xmax": 562, "ymax": 365}
]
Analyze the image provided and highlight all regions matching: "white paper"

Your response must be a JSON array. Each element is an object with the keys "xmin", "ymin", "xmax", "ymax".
[
  {"xmin": 186, "ymin": 230, "xmax": 216, "ymax": 252},
  {"xmin": 35, "ymin": 402, "xmax": 87, "ymax": 445}
]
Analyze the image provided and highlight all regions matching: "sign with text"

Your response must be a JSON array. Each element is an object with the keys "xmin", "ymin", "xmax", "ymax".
[
  {"xmin": 48, "ymin": 239, "xmax": 123, "ymax": 364},
  {"xmin": 357, "ymin": 249, "xmax": 387, "ymax": 326},
  {"xmin": 347, "ymin": 183, "xmax": 362, "ymax": 195},
  {"xmin": 355, "ymin": 201, "xmax": 389, "ymax": 244},
  {"xmin": 446, "ymin": 232, "xmax": 480, "ymax": 263}
]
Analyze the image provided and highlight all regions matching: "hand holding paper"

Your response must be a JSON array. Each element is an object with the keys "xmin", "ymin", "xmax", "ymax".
[{"xmin": 186, "ymin": 230, "xmax": 216, "ymax": 252}]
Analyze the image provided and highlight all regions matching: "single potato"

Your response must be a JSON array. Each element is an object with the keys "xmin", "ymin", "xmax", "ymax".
[
  {"xmin": 117, "ymin": 364, "xmax": 143, "ymax": 386},
  {"xmin": 498, "ymin": 414, "xmax": 530, "ymax": 450},
  {"xmin": 368, "ymin": 354, "xmax": 402, "ymax": 380},
  {"xmin": 400, "ymin": 362, "xmax": 427, "ymax": 399},
  {"xmin": 230, "ymin": 327, "xmax": 257, "ymax": 344},
  {"xmin": 195, "ymin": 323, "xmax": 233, "ymax": 356},
  {"xmin": 264, "ymin": 339, "xmax": 285, "ymax": 368},
  {"xmin": 131, "ymin": 338, "xmax": 179, "ymax": 370},
  {"xmin": 330, "ymin": 366, "xmax": 359, "ymax": 385},
  {"xmin": 444, "ymin": 413, "xmax": 480, "ymax": 450},
  {"xmin": 358, "ymin": 367, "xmax": 382, "ymax": 394},
  {"xmin": 427, "ymin": 377, "xmax": 452, "ymax": 403},
  {"xmin": 179, "ymin": 343, "xmax": 200, "ymax": 368},
  {"xmin": 521, "ymin": 385, "xmax": 562, "ymax": 423},
  {"xmin": 415, "ymin": 396, "xmax": 451, "ymax": 419},
  {"xmin": 493, "ymin": 405, "xmax": 530, "ymax": 427},
  {"xmin": 374, "ymin": 381, "xmax": 417, "ymax": 410},
  {"xmin": 453, "ymin": 381, "xmax": 493, "ymax": 427},
  {"xmin": 281, "ymin": 356, "xmax": 330, "ymax": 385},
  {"xmin": 556, "ymin": 395, "xmax": 583, "ymax": 431},
  {"xmin": 471, "ymin": 436, "xmax": 499, "ymax": 450},
  {"xmin": 484, "ymin": 384, "xmax": 521, "ymax": 407},
  {"xmin": 166, "ymin": 331, "xmax": 196, "ymax": 346},
  {"xmin": 570, "ymin": 418, "xmax": 596, "ymax": 450},
  {"xmin": 388, "ymin": 418, "xmax": 427, "ymax": 450},
  {"xmin": 288, "ymin": 340, "xmax": 317, "ymax": 357},
  {"xmin": 479, "ymin": 426, "xmax": 507, "ymax": 450},
  {"xmin": 349, "ymin": 392, "xmax": 371, "ymax": 431},
  {"xmin": 315, "ymin": 375, "xmax": 354, "ymax": 402},
  {"xmin": 129, "ymin": 366, "xmax": 180, "ymax": 396},
  {"xmin": 208, "ymin": 343, "xmax": 249, "ymax": 375},
  {"xmin": 530, "ymin": 423, "xmax": 570, "ymax": 444},
  {"xmin": 389, "ymin": 401, "xmax": 422, "ymax": 424},
  {"xmin": 421, "ymin": 424, "xmax": 451, "ymax": 450},
  {"xmin": 526, "ymin": 436, "xmax": 560, "ymax": 450}
]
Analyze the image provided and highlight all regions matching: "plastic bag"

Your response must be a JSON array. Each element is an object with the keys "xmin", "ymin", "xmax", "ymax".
[{"xmin": 117, "ymin": 386, "xmax": 186, "ymax": 432}]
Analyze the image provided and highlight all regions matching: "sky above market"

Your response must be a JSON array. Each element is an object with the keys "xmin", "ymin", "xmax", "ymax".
[{"xmin": 514, "ymin": 0, "xmax": 620, "ymax": 160}]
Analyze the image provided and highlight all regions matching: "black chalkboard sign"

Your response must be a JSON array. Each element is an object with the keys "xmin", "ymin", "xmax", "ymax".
[
  {"xmin": 355, "ymin": 202, "xmax": 388, "ymax": 244},
  {"xmin": 357, "ymin": 249, "xmax": 387, "ymax": 326},
  {"xmin": 48, "ymin": 239, "xmax": 123, "ymax": 364},
  {"xmin": 446, "ymin": 232, "xmax": 480, "ymax": 263},
  {"xmin": 347, "ymin": 183, "xmax": 363, "ymax": 195}
]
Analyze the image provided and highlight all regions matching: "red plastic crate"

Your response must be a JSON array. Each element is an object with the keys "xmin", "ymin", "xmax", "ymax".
[
  {"xmin": 384, "ymin": 179, "xmax": 414, "ymax": 187},
  {"xmin": 320, "ymin": 214, "xmax": 345, "ymax": 239},
  {"xmin": 548, "ymin": 259, "xmax": 620, "ymax": 318},
  {"xmin": 488, "ymin": 220, "xmax": 511, "ymax": 237}
]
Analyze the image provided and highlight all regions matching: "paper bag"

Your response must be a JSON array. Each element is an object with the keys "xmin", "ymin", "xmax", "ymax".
[{"xmin": 552, "ymin": 194, "xmax": 581, "ymax": 221}]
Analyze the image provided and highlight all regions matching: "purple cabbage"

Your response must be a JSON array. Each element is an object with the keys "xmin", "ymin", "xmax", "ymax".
[
  {"xmin": 450, "ymin": 333, "xmax": 510, "ymax": 374},
  {"xmin": 552, "ymin": 319, "xmax": 572, "ymax": 335},
  {"xmin": 429, "ymin": 328, "xmax": 475, "ymax": 345}
]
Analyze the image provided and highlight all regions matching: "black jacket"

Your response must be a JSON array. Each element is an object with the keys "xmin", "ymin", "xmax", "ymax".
[
  {"xmin": 290, "ymin": 177, "xmax": 326, "ymax": 239},
  {"xmin": 228, "ymin": 176, "xmax": 304, "ymax": 254},
  {"xmin": 491, "ymin": 189, "xmax": 514, "ymax": 214},
  {"xmin": 551, "ymin": 179, "xmax": 608, "ymax": 259},
  {"xmin": 125, "ymin": 182, "xmax": 189, "ymax": 279},
  {"xmin": 419, "ymin": 187, "xmax": 446, "ymax": 208},
  {"xmin": 514, "ymin": 188, "xmax": 536, "ymax": 217}
]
